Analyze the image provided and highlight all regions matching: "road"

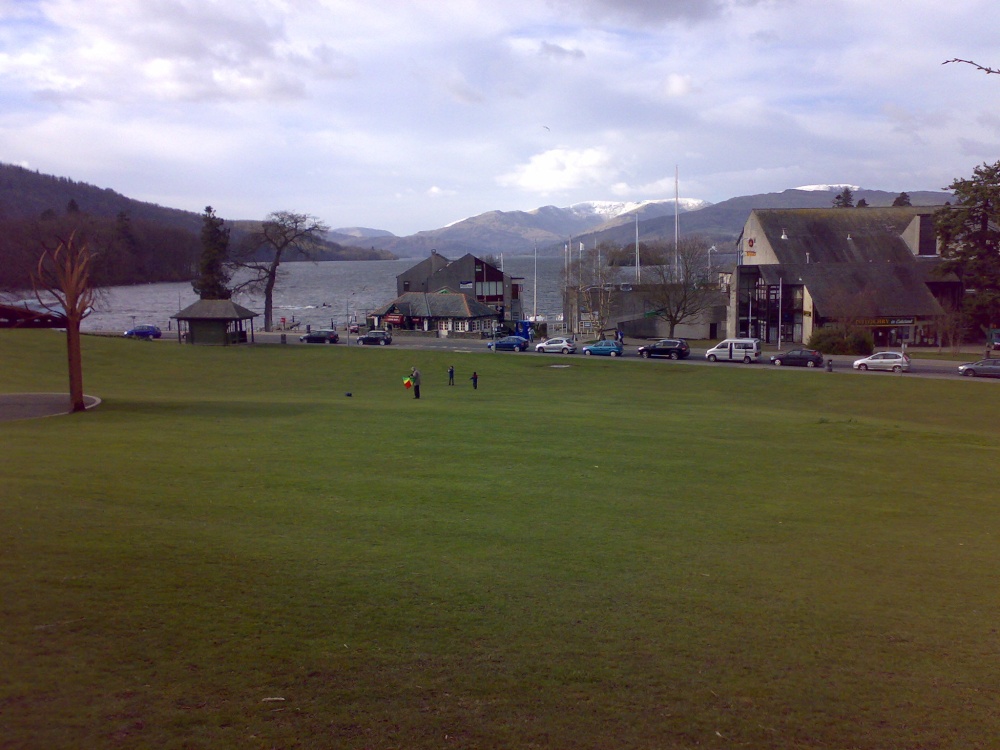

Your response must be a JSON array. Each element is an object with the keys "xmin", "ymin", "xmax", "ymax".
[{"xmin": 250, "ymin": 331, "xmax": 994, "ymax": 382}]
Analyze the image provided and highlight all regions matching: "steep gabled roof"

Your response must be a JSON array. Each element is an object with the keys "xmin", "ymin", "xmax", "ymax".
[
  {"xmin": 753, "ymin": 207, "xmax": 944, "ymax": 264},
  {"xmin": 396, "ymin": 251, "xmax": 452, "ymax": 284}
]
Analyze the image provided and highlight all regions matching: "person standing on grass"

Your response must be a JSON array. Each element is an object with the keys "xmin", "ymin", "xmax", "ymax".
[
  {"xmin": 411, "ymin": 366, "xmax": 421, "ymax": 399},
  {"xmin": 470, "ymin": 371, "xmax": 478, "ymax": 390},
  {"xmin": 448, "ymin": 365, "xmax": 455, "ymax": 385}
]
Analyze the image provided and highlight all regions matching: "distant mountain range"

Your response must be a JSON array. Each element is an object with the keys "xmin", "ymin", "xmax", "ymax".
[
  {"xmin": 1, "ymin": 162, "xmax": 952, "ymax": 264},
  {"xmin": 342, "ymin": 198, "xmax": 713, "ymax": 258},
  {"xmin": 344, "ymin": 188, "xmax": 952, "ymax": 258}
]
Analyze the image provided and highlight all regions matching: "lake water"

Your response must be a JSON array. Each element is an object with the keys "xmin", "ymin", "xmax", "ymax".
[{"xmin": 82, "ymin": 255, "xmax": 568, "ymax": 332}]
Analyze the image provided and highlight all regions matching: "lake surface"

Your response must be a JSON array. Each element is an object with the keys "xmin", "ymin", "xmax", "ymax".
[{"xmin": 82, "ymin": 255, "xmax": 568, "ymax": 332}]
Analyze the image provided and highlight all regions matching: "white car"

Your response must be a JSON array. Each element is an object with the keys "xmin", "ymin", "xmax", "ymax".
[
  {"xmin": 535, "ymin": 337, "xmax": 576, "ymax": 354},
  {"xmin": 853, "ymin": 351, "xmax": 910, "ymax": 373}
]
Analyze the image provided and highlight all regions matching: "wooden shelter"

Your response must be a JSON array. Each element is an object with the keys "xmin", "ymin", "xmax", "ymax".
[{"xmin": 171, "ymin": 299, "xmax": 258, "ymax": 345}]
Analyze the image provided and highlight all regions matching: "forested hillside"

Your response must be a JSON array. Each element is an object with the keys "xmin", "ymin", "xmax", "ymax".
[{"xmin": 0, "ymin": 164, "xmax": 393, "ymax": 292}]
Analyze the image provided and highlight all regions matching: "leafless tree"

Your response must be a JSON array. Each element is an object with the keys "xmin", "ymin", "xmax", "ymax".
[
  {"xmin": 935, "ymin": 298, "xmax": 967, "ymax": 353},
  {"xmin": 231, "ymin": 211, "xmax": 329, "ymax": 331},
  {"xmin": 641, "ymin": 238, "xmax": 719, "ymax": 337},
  {"xmin": 578, "ymin": 243, "xmax": 622, "ymax": 337},
  {"xmin": 32, "ymin": 231, "xmax": 96, "ymax": 413}
]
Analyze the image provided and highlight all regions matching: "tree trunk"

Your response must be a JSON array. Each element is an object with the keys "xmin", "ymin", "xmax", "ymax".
[
  {"xmin": 262, "ymin": 258, "xmax": 280, "ymax": 331},
  {"xmin": 65, "ymin": 320, "xmax": 86, "ymax": 413}
]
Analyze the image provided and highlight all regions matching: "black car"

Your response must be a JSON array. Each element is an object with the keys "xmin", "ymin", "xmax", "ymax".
[
  {"xmin": 357, "ymin": 330, "xmax": 393, "ymax": 345},
  {"xmin": 487, "ymin": 335, "xmax": 529, "ymax": 352},
  {"xmin": 637, "ymin": 338, "xmax": 690, "ymax": 360},
  {"xmin": 770, "ymin": 348, "xmax": 824, "ymax": 367},
  {"xmin": 299, "ymin": 328, "xmax": 339, "ymax": 344}
]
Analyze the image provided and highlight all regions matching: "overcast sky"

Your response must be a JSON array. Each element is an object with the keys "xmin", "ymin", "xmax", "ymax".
[{"xmin": 1, "ymin": 0, "xmax": 998, "ymax": 235}]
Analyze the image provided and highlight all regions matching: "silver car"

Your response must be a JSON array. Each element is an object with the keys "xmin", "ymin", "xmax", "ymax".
[
  {"xmin": 535, "ymin": 336, "xmax": 576, "ymax": 354},
  {"xmin": 957, "ymin": 359, "xmax": 1000, "ymax": 378},
  {"xmin": 853, "ymin": 351, "xmax": 910, "ymax": 373}
]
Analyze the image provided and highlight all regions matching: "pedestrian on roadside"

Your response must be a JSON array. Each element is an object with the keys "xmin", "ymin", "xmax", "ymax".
[
  {"xmin": 448, "ymin": 365, "xmax": 455, "ymax": 385},
  {"xmin": 411, "ymin": 366, "xmax": 421, "ymax": 399},
  {"xmin": 470, "ymin": 371, "xmax": 478, "ymax": 390}
]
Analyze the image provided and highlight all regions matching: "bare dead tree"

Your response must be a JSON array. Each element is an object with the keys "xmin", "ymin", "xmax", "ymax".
[
  {"xmin": 943, "ymin": 58, "xmax": 1000, "ymax": 75},
  {"xmin": 641, "ymin": 238, "xmax": 719, "ymax": 337},
  {"xmin": 231, "ymin": 211, "xmax": 329, "ymax": 331},
  {"xmin": 32, "ymin": 231, "xmax": 96, "ymax": 413},
  {"xmin": 570, "ymin": 243, "xmax": 622, "ymax": 337}
]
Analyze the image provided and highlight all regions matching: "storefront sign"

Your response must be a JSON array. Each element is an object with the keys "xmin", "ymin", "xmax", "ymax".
[
  {"xmin": 385, "ymin": 314, "xmax": 405, "ymax": 325},
  {"xmin": 855, "ymin": 317, "xmax": 915, "ymax": 326}
]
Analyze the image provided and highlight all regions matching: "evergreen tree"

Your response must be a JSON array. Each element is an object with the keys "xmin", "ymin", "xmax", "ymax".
[
  {"xmin": 856, "ymin": 198, "xmax": 868, "ymax": 208},
  {"xmin": 892, "ymin": 192, "xmax": 912, "ymax": 207},
  {"xmin": 935, "ymin": 160, "xmax": 1000, "ymax": 335},
  {"xmin": 192, "ymin": 206, "xmax": 232, "ymax": 299},
  {"xmin": 832, "ymin": 187, "xmax": 854, "ymax": 208}
]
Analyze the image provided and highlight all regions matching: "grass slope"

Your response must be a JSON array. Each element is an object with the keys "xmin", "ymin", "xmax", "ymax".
[{"xmin": 2, "ymin": 330, "xmax": 999, "ymax": 749}]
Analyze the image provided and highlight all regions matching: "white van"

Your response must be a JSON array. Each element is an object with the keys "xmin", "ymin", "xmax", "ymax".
[{"xmin": 705, "ymin": 338, "xmax": 761, "ymax": 363}]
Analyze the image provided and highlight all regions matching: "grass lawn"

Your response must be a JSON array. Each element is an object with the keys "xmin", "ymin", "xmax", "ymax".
[{"xmin": 2, "ymin": 329, "xmax": 999, "ymax": 749}]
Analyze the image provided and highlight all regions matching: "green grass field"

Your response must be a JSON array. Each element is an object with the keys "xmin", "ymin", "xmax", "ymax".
[{"xmin": 2, "ymin": 330, "xmax": 999, "ymax": 749}]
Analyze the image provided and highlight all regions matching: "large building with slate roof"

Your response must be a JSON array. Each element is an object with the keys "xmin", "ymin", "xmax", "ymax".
[
  {"xmin": 729, "ymin": 207, "xmax": 960, "ymax": 347},
  {"xmin": 370, "ymin": 291, "xmax": 500, "ymax": 337},
  {"xmin": 395, "ymin": 251, "xmax": 524, "ymax": 324}
]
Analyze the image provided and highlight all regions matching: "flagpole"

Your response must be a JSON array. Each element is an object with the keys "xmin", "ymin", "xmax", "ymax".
[
  {"xmin": 674, "ymin": 165, "xmax": 680, "ymax": 281},
  {"xmin": 635, "ymin": 212, "xmax": 640, "ymax": 284},
  {"xmin": 533, "ymin": 241, "xmax": 538, "ymax": 324}
]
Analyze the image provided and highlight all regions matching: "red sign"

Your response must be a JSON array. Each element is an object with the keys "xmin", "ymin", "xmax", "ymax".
[{"xmin": 385, "ymin": 314, "xmax": 405, "ymax": 324}]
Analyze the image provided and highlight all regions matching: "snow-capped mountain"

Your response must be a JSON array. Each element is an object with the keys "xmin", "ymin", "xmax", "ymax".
[
  {"xmin": 564, "ymin": 198, "xmax": 710, "ymax": 222},
  {"xmin": 794, "ymin": 184, "xmax": 861, "ymax": 192},
  {"xmin": 369, "ymin": 198, "xmax": 711, "ymax": 258},
  {"xmin": 341, "ymin": 186, "xmax": 951, "ymax": 258}
]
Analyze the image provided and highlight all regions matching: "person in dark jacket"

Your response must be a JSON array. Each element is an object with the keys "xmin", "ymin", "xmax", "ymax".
[{"xmin": 411, "ymin": 366, "xmax": 421, "ymax": 399}]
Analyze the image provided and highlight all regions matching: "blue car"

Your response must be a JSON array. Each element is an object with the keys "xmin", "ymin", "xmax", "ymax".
[
  {"xmin": 487, "ymin": 335, "xmax": 529, "ymax": 352},
  {"xmin": 582, "ymin": 339, "xmax": 624, "ymax": 357},
  {"xmin": 123, "ymin": 324, "xmax": 162, "ymax": 339}
]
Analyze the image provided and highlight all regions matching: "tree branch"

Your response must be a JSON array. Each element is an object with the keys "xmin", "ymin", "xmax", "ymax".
[{"xmin": 943, "ymin": 58, "xmax": 1000, "ymax": 75}]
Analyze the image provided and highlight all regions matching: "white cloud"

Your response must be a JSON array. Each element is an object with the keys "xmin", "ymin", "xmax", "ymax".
[
  {"xmin": 1, "ymin": 0, "xmax": 999, "ymax": 234},
  {"xmin": 497, "ymin": 147, "xmax": 619, "ymax": 194}
]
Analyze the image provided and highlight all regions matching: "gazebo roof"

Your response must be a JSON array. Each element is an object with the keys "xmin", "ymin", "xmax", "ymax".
[{"xmin": 171, "ymin": 299, "xmax": 258, "ymax": 321}]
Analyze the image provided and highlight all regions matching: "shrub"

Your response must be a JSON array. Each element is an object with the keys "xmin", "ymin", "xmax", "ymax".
[{"xmin": 808, "ymin": 327, "xmax": 874, "ymax": 355}]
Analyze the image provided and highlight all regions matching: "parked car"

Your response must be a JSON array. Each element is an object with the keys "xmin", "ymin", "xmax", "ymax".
[
  {"xmin": 348, "ymin": 322, "xmax": 360, "ymax": 334},
  {"xmin": 299, "ymin": 328, "xmax": 340, "ymax": 344},
  {"xmin": 853, "ymin": 351, "xmax": 910, "ymax": 372},
  {"xmin": 535, "ymin": 336, "xmax": 576, "ymax": 354},
  {"xmin": 357, "ymin": 330, "xmax": 393, "ymax": 345},
  {"xmin": 481, "ymin": 325, "xmax": 515, "ymax": 339},
  {"xmin": 957, "ymin": 359, "xmax": 1000, "ymax": 378},
  {"xmin": 637, "ymin": 339, "xmax": 690, "ymax": 360},
  {"xmin": 582, "ymin": 339, "xmax": 624, "ymax": 357},
  {"xmin": 769, "ymin": 348, "xmax": 824, "ymax": 367},
  {"xmin": 705, "ymin": 338, "xmax": 761, "ymax": 363},
  {"xmin": 488, "ymin": 335, "xmax": 529, "ymax": 352},
  {"xmin": 123, "ymin": 324, "xmax": 161, "ymax": 339}
]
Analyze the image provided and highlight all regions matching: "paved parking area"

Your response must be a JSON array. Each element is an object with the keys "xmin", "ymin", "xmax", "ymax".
[{"xmin": 0, "ymin": 393, "xmax": 101, "ymax": 422}]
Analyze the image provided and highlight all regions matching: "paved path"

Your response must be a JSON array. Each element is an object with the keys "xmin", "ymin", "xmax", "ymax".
[{"xmin": 0, "ymin": 393, "xmax": 101, "ymax": 423}]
